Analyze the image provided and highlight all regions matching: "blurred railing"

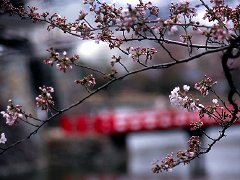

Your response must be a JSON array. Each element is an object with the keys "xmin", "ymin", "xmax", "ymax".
[{"xmin": 60, "ymin": 108, "xmax": 238, "ymax": 135}]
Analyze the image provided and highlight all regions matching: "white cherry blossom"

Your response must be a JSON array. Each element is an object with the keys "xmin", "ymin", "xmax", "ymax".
[{"xmin": 0, "ymin": 133, "xmax": 7, "ymax": 144}]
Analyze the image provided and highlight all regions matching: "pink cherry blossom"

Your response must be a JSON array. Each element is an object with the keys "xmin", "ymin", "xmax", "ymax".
[
  {"xmin": 36, "ymin": 86, "xmax": 54, "ymax": 111},
  {"xmin": 1, "ymin": 100, "xmax": 23, "ymax": 126}
]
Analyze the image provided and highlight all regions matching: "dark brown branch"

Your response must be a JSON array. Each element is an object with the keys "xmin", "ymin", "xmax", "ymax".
[
  {"xmin": 0, "ymin": 46, "xmax": 228, "ymax": 154},
  {"xmin": 222, "ymin": 36, "xmax": 240, "ymax": 112},
  {"xmin": 162, "ymin": 36, "xmax": 240, "ymax": 170}
]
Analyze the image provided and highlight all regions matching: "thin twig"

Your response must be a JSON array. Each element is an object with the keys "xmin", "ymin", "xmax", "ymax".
[{"xmin": 0, "ymin": 46, "xmax": 228, "ymax": 154}]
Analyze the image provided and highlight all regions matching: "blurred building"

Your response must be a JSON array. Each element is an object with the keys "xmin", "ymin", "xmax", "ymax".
[{"xmin": 0, "ymin": 0, "xmax": 47, "ymax": 177}]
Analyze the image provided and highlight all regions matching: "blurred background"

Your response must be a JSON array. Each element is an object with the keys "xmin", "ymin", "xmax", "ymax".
[{"xmin": 0, "ymin": 0, "xmax": 240, "ymax": 179}]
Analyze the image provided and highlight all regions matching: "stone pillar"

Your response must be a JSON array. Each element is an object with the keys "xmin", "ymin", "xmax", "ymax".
[{"xmin": 0, "ymin": 53, "xmax": 45, "ymax": 177}]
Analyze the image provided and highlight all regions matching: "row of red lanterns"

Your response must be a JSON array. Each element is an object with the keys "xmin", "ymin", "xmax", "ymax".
[{"xmin": 60, "ymin": 109, "xmax": 221, "ymax": 135}]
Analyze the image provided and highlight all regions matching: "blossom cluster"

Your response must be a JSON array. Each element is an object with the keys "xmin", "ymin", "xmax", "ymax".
[
  {"xmin": 194, "ymin": 75, "xmax": 217, "ymax": 96},
  {"xmin": 176, "ymin": 150, "xmax": 195, "ymax": 165},
  {"xmin": 84, "ymin": 1, "xmax": 124, "ymax": 46},
  {"xmin": 198, "ymin": 98, "xmax": 232, "ymax": 124},
  {"xmin": 116, "ymin": 2, "xmax": 159, "ymax": 33},
  {"xmin": 44, "ymin": 48, "xmax": 79, "ymax": 72},
  {"xmin": 152, "ymin": 136, "xmax": 200, "ymax": 173},
  {"xmin": 163, "ymin": 74, "xmax": 234, "ymax": 173},
  {"xmin": 127, "ymin": 47, "xmax": 157, "ymax": 63},
  {"xmin": 152, "ymin": 154, "xmax": 175, "ymax": 173},
  {"xmin": 188, "ymin": 136, "xmax": 200, "ymax": 153},
  {"xmin": 36, "ymin": 86, "xmax": 54, "ymax": 111},
  {"xmin": 116, "ymin": 7, "xmax": 137, "ymax": 33},
  {"xmin": 75, "ymin": 74, "xmax": 96, "ymax": 87},
  {"xmin": 2, "ymin": 0, "xmax": 239, "ymax": 51},
  {"xmin": 169, "ymin": 85, "xmax": 199, "ymax": 112},
  {"xmin": 48, "ymin": 13, "xmax": 74, "ymax": 33},
  {"xmin": 179, "ymin": 34, "xmax": 192, "ymax": 43},
  {"xmin": 204, "ymin": 2, "xmax": 240, "ymax": 30},
  {"xmin": 211, "ymin": 25, "xmax": 229, "ymax": 41},
  {"xmin": 170, "ymin": 77, "xmax": 224, "ymax": 122},
  {"xmin": 1, "ymin": 100, "xmax": 23, "ymax": 126},
  {"xmin": 0, "ymin": 85, "xmax": 55, "ymax": 145},
  {"xmin": 199, "ymin": 99, "xmax": 219, "ymax": 118},
  {"xmin": 169, "ymin": 1, "xmax": 197, "ymax": 23},
  {"xmin": 110, "ymin": 55, "xmax": 122, "ymax": 67},
  {"xmin": 190, "ymin": 121, "xmax": 204, "ymax": 131},
  {"xmin": 106, "ymin": 69, "xmax": 118, "ymax": 79},
  {"xmin": 94, "ymin": 2, "xmax": 122, "ymax": 28},
  {"xmin": 0, "ymin": 100, "xmax": 25, "ymax": 144}
]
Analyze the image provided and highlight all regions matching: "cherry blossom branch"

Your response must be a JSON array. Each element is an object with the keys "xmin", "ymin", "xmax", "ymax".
[
  {"xmin": 0, "ymin": 0, "xmax": 240, "ymax": 174},
  {"xmin": 0, "ymin": 45, "xmax": 228, "ymax": 154},
  {"xmin": 1, "ymin": 0, "xmax": 232, "ymax": 52},
  {"xmin": 199, "ymin": 129, "xmax": 215, "ymax": 141},
  {"xmin": 152, "ymin": 36, "xmax": 240, "ymax": 173},
  {"xmin": 18, "ymin": 118, "xmax": 40, "ymax": 128},
  {"xmin": 73, "ymin": 63, "xmax": 107, "ymax": 76}
]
